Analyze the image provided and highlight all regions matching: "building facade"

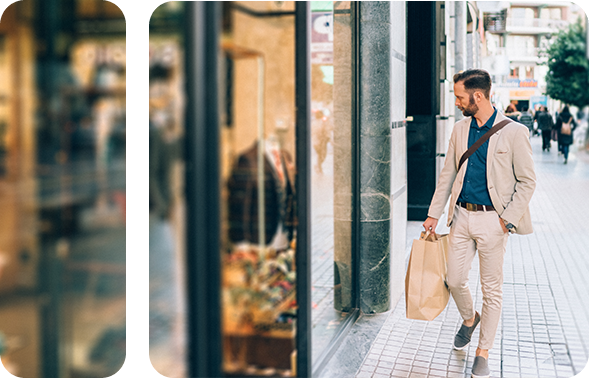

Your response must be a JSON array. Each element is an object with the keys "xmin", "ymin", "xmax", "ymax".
[{"xmin": 481, "ymin": 1, "xmax": 586, "ymax": 113}]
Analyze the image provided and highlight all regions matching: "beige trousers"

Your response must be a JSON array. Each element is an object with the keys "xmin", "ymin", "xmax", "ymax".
[{"xmin": 447, "ymin": 205, "xmax": 509, "ymax": 350}]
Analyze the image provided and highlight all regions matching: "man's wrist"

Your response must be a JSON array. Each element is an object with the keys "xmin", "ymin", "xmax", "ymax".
[{"xmin": 501, "ymin": 218, "xmax": 515, "ymax": 233}]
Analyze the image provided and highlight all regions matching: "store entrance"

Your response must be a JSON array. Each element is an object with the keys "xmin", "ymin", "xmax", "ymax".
[
  {"xmin": 513, "ymin": 99, "xmax": 530, "ymax": 111},
  {"xmin": 406, "ymin": 1, "xmax": 442, "ymax": 220}
]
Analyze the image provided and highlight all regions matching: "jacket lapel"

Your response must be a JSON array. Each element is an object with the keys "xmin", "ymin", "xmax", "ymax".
[
  {"xmin": 487, "ymin": 111, "xmax": 508, "ymax": 167},
  {"xmin": 460, "ymin": 117, "xmax": 471, "ymax": 157}
]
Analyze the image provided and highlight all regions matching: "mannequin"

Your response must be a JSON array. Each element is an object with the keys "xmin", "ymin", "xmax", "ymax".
[
  {"xmin": 227, "ymin": 133, "xmax": 295, "ymax": 250},
  {"xmin": 264, "ymin": 134, "xmax": 289, "ymax": 250}
]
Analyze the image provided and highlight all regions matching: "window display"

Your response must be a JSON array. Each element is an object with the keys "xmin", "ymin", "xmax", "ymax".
[{"xmin": 219, "ymin": 3, "xmax": 298, "ymax": 376}]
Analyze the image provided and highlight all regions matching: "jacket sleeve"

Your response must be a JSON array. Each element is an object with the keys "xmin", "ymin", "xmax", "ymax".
[
  {"xmin": 500, "ymin": 125, "xmax": 536, "ymax": 227},
  {"xmin": 427, "ymin": 125, "xmax": 459, "ymax": 219}
]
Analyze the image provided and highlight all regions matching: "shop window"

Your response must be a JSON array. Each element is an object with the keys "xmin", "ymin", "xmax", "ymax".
[{"xmin": 219, "ymin": 3, "xmax": 298, "ymax": 376}]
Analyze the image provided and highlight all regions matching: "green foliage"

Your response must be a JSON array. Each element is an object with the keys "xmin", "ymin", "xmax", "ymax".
[{"xmin": 543, "ymin": 20, "xmax": 589, "ymax": 108}]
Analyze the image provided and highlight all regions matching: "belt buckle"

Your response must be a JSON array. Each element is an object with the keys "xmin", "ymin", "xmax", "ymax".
[{"xmin": 466, "ymin": 203, "xmax": 477, "ymax": 212}]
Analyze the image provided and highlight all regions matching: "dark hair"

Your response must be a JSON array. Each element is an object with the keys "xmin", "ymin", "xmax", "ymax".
[
  {"xmin": 453, "ymin": 69, "xmax": 492, "ymax": 99},
  {"xmin": 562, "ymin": 105, "xmax": 570, "ymax": 115}
]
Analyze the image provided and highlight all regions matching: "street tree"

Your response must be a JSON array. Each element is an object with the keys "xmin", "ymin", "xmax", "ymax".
[{"xmin": 543, "ymin": 20, "xmax": 589, "ymax": 109}]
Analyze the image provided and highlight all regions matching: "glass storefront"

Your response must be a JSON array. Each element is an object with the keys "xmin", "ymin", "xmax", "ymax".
[
  {"xmin": 0, "ymin": 0, "xmax": 357, "ymax": 378},
  {"xmin": 309, "ymin": 1, "xmax": 356, "ymax": 365},
  {"xmin": 0, "ymin": 1, "xmax": 125, "ymax": 377}
]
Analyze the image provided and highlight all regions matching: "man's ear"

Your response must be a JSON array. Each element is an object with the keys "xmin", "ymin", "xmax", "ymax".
[{"xmin": 474, "ymin": 91, "xmax": 484, "ymax": 103}]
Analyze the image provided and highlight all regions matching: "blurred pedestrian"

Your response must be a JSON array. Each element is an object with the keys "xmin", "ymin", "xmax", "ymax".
[
  {"xmin": 423, "ymin": 69, "xmax": 536, "ymax": 378},
  {"xmin": 534, "ymin": 106, "xmax": 554, "ymax": 152},
  {"xmin": 519, "ymin": 107, "xmax": 534, "ymax": 137},
  {"xmin": 149, "ymin": 64, "xmax": 182, "ymax": 359},
  {"xmin": 555, "ymin": 106, "xmax": 577, "ymax": 164},
  {"xmin": 504, "ymin": 103, "xmax": 521, "ymax": 122},
  {"xmin": 312, "ymin": 109, "xmax": 332, "ymax": 174}
]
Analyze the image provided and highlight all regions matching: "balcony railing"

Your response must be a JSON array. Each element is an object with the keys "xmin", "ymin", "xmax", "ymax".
[
  {"xmin": 505, "ymin": 17, "xmax": 569, "ymax": 32},
  {"xmin": 486, "ymin": 16, "xmax": 569, "ymax": 33},
  {"xmin": 490, "ymin": 47, "xmax": 548, "ymax": 62}
]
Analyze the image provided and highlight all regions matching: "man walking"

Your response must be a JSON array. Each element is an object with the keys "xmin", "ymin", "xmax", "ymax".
[
  {"xmin": 534, "ymin": 106, "xmax": 554, "ymax": 151},
  {"xmin": 422, "ymin": 69, "xmax": 536, "ymax": 378},
  {"xmin": 519, "ymin": 107, "xmax": 534, "ymax": 137}
]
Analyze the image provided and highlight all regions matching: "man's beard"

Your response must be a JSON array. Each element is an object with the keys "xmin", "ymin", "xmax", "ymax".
[{"xmin": 459, "ymin": 95, "xmax": 479, "ymax": 117}]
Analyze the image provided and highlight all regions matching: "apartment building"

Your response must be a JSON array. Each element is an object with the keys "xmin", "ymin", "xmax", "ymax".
[{"xmin": 481, "ymin": 1, "xmax": 586, "ymax": 112}]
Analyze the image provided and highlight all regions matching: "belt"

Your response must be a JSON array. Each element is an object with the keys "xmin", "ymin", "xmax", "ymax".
[{"xmin": 457, "ymin": 202, "xmax": 495, "ymax": 212}]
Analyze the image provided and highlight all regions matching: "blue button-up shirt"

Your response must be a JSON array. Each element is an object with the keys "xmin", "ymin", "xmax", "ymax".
[{"xmin": 457, "ymin": 108, "xmax": 498, "ymax": 206}]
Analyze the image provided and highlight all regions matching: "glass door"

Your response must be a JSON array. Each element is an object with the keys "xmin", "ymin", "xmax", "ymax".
[{"xmin": 310, "ymin": 0, "xmax": 358, "ymax": 371}]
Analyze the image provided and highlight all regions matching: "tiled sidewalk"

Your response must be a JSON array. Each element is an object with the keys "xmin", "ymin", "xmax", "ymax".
[{"xmin": 355, "ymin": 136, "xmax": 589, "ymax": 378}]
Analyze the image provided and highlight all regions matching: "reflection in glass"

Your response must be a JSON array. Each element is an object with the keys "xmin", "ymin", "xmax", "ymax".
[
  {"xmin": 310, "ymin": 0, "xmax": 354, "ymax": 363},
  {"xmin": 0, "ymin": 1, "xmax": 126, "ymax": 377},
  {"xmin": 149, "ymin": 2, "xmax": 188, "ymax": 376}
]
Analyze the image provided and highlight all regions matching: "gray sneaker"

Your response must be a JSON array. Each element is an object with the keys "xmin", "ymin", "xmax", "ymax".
[
  {"xmin": 453, "ymin": 311, "xmax": 480, "ymax": 350},
  {"xmin": 471, "ymin": 356, "xmax": 490, "ymax": 378}
]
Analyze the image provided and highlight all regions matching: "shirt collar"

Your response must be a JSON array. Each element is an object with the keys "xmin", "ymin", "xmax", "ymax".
[{"xmin": 470, "ymin": 107, "xmax": 498, "ymax": 131}]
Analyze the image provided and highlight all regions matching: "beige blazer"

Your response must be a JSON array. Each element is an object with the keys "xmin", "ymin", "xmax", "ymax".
[{"xmin": 428, "ymin": 111, "xmax": 536, "ymax": 234}]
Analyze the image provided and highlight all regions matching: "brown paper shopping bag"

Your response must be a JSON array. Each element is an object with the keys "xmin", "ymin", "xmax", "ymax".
[{"xmin": 405, "ymin": 231, "xmax": 450, "ymax": 321}]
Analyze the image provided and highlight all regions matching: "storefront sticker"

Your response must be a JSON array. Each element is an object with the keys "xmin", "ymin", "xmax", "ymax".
[{"xmin": 311, "ymin": 12, "xmax": 333, "ymax": 64}]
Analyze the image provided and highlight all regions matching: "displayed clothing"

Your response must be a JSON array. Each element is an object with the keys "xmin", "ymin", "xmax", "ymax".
[{"xmin": 227, "ymin": 141, "xmax": 296, "ymax": 247}]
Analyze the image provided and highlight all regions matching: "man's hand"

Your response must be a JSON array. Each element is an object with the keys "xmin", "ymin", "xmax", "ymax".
[{"xmin": 423, "ymin": 217, "xmax": 438, "ymax": 232}]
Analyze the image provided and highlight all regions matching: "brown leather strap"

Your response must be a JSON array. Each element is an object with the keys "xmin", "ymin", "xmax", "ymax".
[{"xmin": 458, "ymin": 119, "xmax": 512, "ymax": 172}]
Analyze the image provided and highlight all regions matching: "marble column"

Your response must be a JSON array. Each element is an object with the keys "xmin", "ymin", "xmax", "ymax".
[{"xmin": 358, "ymin": 2, "xmax": 392, "ymax": 314}]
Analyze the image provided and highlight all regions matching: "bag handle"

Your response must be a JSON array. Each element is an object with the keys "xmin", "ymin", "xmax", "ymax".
[
  {"xmin": 422, "ymin": 230, "xmax": 438, "ymax": 242},
  {"xmin": 457, "ymin": 119, "xmax": 512, "ymax": 172}
]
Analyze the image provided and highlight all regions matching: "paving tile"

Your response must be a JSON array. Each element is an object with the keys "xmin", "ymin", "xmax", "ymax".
[
  {"xmin": 374, "ymin": 367, "xmax": 392, "ymax": 375},
  {"xmin": 393, "ymin": 363, "xmax": 411, "ymax": 372},
  {"xmin": 377, "ymin": 360, "xmax": 395, "ymax": 369},
  {"xmin": 379, "ymin": 355, "xmax": 396, "ymax": 363},
  {"xmin": 360, "ymin": 365, "xmax": 376, "ymax": 373},
  {"xmin": 364, "ymin": 358, "xmax": 378, "ymax": 366},
  {"xmin": 410, "ymin": 366, "xmax": 428, "ymax": 375}
]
